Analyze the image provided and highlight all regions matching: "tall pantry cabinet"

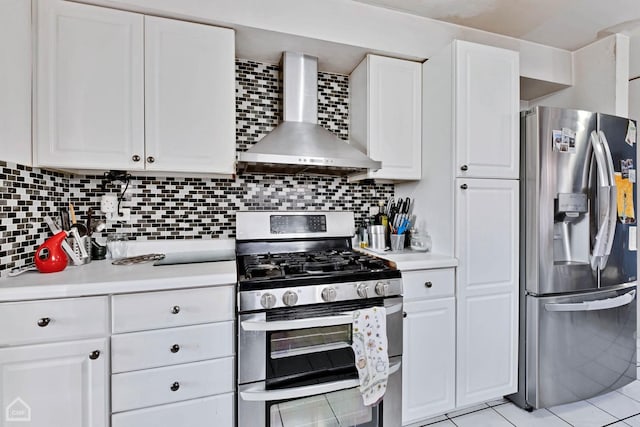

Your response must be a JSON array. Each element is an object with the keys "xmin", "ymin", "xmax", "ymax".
[{"xmin": 396, "ymin": 40, "xmax": 520, "ymax": 415}]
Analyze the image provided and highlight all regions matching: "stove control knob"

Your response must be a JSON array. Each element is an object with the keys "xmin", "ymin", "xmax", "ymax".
[
  {"xmin": 375, "ymin": 282, "xmax": 389, "ymax": 296},
  {"xmin": 321, "ymin": 287, "xmax": 337, "ymax": 302},
  {"xmin": 261, "ymin": 293, "xmax": 277, "ymax": 309},
  {"xmin": 282, "ymin": 291, "xmax": 299, "ymax": 307},
  {"xmin": 356, "ymin": 283, "xmax": 369, "ymax": 298}
]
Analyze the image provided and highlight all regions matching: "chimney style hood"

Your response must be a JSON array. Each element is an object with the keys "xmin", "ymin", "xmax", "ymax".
[{"xmin": 237, "ymin": 52, "xmax": 381, "ymax": 176}]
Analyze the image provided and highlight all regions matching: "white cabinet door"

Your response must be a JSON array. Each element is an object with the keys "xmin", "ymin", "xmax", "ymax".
[
  {"xmin": 455, "ymin": 41, "xmax": 519, "ymax": 179},
  {"xmin": 0, "ymin": 338, "xmax": 108, "ymax": 427},
  {"xmin": 145, "ymin": 16, "xmax": 235, "ymax": 174},
  {"xmin": 402, "ymin": 297, "xmax": 455, "ymax": 425},
  {"xmin": 350, "ymin": 55, "xmax": 421, "ymax": 181},
  {"xmin": 0, "ymin": 0, "xmax": 31, "ymax": 165},
  {"xmin": 35, "ymin": 0, "xmax": 144, "ymax": 170},
  {"xmin": 455, "ymin": 178, "xmax": 519, "ymax": 407}
]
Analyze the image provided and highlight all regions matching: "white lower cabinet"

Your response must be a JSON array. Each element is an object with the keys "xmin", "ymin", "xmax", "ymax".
[
  {"xmin": 402, "ymin": 269, "xmax": 456, "ymax": 426},
  {"xmin": 112, "ymin": 393, "xmax": 233, "ymax": 427},
  {"xmin": 110, "ymin": 286, "xmax": 235, "ymax": 426},
  {"xmin": 0, "ymin": 338, "xmax": 108, "ymax": 427}
]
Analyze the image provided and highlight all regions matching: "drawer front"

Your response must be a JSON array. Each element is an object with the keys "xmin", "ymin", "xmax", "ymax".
[
  {"xmin": 111, "ymin": 322, "xmax": 234, "ymax": 373},
  {"xmin": 402, "ymin": 268, "xmax": 455, "ymax": 300},
  {"xmin": 112, "ymin": 286, "xmax": 234, "ymax": 333},
  {"xmin": 112, "ymin": 393, "xmax": 233, "ymax": 427},
  {"xmin": 111, "ymin": 357, "xmax": 234, "ymax": 412},
  {"xmin": 0, "ymin": 296, "xmax": 109, "ymax": 346}
]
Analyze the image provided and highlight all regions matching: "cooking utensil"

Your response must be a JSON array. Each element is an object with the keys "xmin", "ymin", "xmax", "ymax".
[
  {"xmin": 59, "ymin": 207, "xmax": 70, "ymax": 231},
  {"xmin": 112, "ymin": 254, "xmax": 165, "ymax": 265},
  {"xmin": 87, "ymin": 208, "xmax": 93, "ymax": 236}
]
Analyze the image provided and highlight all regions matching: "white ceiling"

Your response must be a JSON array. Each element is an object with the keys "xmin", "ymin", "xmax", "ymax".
[{"xmin": 354, "ymin": 0, "xmax": 640, "ymax": 51}]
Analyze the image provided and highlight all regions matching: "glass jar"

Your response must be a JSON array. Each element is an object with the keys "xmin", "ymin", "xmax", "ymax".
[
  {"xmin": 410, "ymin": 228, "xmax": 432, "ymax": 252},
  {"xmin": 106, "ymin": 233, "xmax": 128, "ymax": 259}
]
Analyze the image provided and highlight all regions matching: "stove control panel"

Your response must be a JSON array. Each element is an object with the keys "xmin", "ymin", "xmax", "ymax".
[
  {"xmin": 270, "ymin": 215, "xmax": 327, "ymax": 234},
  {"xmin": 239, "ymin": 278, "xmax": 403, "ymax": 312}
]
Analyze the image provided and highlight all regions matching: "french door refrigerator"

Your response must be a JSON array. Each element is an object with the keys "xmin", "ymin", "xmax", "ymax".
[{"xmin": 510, "ymin": 106, "xmax": 638, "ymax": 410}]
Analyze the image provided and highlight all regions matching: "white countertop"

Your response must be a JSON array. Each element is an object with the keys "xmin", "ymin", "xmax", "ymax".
[
  {"xmin": 357, "ymin": 248, "xmax": 458, "ymax": 271},
  {"xmin": 0, "ymin": 240, "xmax": 237, "ymax": 302}
]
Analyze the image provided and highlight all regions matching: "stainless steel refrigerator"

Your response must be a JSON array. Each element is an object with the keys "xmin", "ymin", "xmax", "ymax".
[{"xmin": 509, "ymin": 106, "xmax": 638, "ymax": 410}]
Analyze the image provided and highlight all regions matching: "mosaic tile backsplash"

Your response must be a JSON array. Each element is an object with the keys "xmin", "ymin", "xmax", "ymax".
[{"xmin": 0, "ymin": 59, "xmax": 393, "ymax": 277}]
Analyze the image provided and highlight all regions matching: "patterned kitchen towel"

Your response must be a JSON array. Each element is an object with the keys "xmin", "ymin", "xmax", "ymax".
[{"xmin": 351, "ymin": 306, "xmax": 388, "ymax": 406}]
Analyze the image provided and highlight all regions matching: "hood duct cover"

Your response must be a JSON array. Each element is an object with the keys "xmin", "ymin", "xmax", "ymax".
[{"xmin": 237, "ymin": 52, "xmax": 381, "ymax": 176}]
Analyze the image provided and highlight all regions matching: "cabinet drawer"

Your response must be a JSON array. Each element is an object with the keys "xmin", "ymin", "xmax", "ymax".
[
  {"xmin": 112, "ymin": 393, "xmax": 233, "ymax": 427},
  {"xmin": 112, "ymin": 286, "xmax": 234, "ymax": 333},
  {"xmin": 0, "ymin": 296, "xmax": 109, "ymax": 346},
  {"xmin": 111, "ymin": 322, "xmax": 234, "ymax": 373},
  {"xmin": 111, "ymin": 357, "xmax": 234, "ymax": 412},
  {"xmin": 402, "ymin": 268, "xmax": 454, "ymax": 300}
]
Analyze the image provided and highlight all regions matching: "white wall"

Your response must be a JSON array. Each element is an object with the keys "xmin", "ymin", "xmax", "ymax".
[
  {"xmin": 532, "ymin": 34, "xmax": 630, "ymax": 116},
  {"xmin": 77, "ymin": 0, "xmax": 572, "ymax": 86},
  {"xmin": 630, "ymin": 79, "xmax": 640, "ymax": 122},
  {"xmin": 630, "ymin": 35, "xmax": 640, "ymax": 79},
  {"xmin": 0, "ymin": 0, "xmax": 32, "ymax": 165}
]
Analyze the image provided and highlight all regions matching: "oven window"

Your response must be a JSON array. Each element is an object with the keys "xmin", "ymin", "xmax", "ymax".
[
  {"xmin": 269, "ymin": 387, "xmax": 379, "ymax": 427},
  {"xmin": 270, "ymin": 325, "xmax": 351, "ymax": 359}
]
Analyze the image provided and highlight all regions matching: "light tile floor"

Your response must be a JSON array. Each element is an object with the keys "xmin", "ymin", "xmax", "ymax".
[{"xmin": 420, "ymin": 381, "xmax": 640, "ymax": 427}]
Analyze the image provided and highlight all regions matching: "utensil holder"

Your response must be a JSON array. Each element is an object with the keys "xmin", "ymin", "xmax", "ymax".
[
  {"xmin": 390, "ymin": 234, "xmax": 405, "ymax": 252},
  {"xmin": 68, "ymin": 235, "xmax": 91, "ymax": 265}
]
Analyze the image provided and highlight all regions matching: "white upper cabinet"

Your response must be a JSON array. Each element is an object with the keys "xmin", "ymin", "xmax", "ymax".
[
  {"xmin": 0, "ymin": 0, "xmax": 32, "ymax": 165},
  {"xmin": 454, "ymin": 41, "xmax": 519, "ymax": 179},
  {"xmin": 35, "ymin": 0, "xmax": 236, "ymax": 175},
  {"xmin": 455, "ymin": 178, "xmax": 519, "ymax": 407},
  {"xmin": 35, "ymin": 0, "xmax": 144, "ymax": 171},
  {"xmin": 350, "ymin": 55, "xmax": 422, "ymax": 181},
  {"xmin": 144, "ymin": 16, "xmax": 235, "ymax": 174}
]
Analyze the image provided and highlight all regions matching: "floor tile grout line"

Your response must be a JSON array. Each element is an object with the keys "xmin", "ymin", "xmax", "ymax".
[
  {"xmin": 445, "ymin": 404, "xmax": 490, "ymax": 420},
  {"xmin": 489, "ymin": 405, "xmax": 518, "ymax": 426}
]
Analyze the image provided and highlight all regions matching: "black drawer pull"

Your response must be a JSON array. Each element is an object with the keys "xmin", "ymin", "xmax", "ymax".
[
  {"xmin": 89, "ymin": 350, "xmax": 100, "ymax": 360},
  {"xmin": 37, "ymin": 317, "xmax": 51, "ymax": 327},
  {"xmin": 171, "ymin": 306, "xmax": 181, "ymax": 314},
  {"xmin": 460, "ymin": 184, "xmax": 468, "ymax": 190},
  {"xmin": 170, "ymin": 344, "xmax": 180, "ymax": 353},
  {"xmin": 170, "ymin": 382, "xmax": 180, "ymax": 392},
  {"xmin": 425, "ymin": 281, "xmax": 433, "ymax": 288}
]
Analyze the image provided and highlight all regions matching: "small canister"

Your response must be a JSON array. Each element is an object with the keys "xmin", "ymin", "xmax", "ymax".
[{"xmin": 368, "ymin": 225, "xmax": 386, "ymax": 250}]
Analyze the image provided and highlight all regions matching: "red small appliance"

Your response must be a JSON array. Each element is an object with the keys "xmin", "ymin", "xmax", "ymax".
[{"xmin": 34, "ymin": 231, "xmax": 69, "ymax": 273}]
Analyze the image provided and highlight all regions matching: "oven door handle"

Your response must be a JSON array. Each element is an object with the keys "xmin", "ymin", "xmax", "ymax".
[
  {"xmin": 241, "ymin": 302, "xmax": 403, "ymax": 332},
  {"xmin": 240, "ymin": 360, "xmax": 402, "ymax": 402}
]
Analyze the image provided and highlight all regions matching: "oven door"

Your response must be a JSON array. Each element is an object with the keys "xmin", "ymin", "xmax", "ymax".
[
  {"xmin": 238, "ymin": 297, "xmax": 403, "ymax": 427},
  {"xmin": 238, "ymin": 355, "xmax": 402, "ymax": 427}
]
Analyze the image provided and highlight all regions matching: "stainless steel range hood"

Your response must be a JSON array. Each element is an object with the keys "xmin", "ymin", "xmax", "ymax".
[{"xmin": 237, "ymin": 52, "xmax": 381, "ymax": 176}]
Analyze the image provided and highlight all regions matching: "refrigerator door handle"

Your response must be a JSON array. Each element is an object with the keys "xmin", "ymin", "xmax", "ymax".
[
  {"xmin": 590, "ymin": 131, "xmax": 617, "ymax": 270},
  {"xmin": 545, "ymin": 290, "xmax": 635, "ymax": 312}
]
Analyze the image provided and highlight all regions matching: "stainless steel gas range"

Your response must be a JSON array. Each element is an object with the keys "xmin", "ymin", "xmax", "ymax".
[{"xmin": 235, "ymin": 211, "xmax": 403, "ymax": 427}]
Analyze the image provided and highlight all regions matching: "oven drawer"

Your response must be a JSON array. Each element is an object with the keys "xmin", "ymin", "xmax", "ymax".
[
  {"xmin": 112, "ymin": 286, "xmax": 234, "ymax": 333},
  {"xmin": 111, "ymin": 322, "xmax": 234, "ymax": 373},
  {"xmin": 111, "ymin": 393, "xmax": 233, "ymax": 427},
  {"xmin": 111, "ymin": 357, "xmax": 234, "ymax": 412},
  {"xmin": 0, "ymin": 296, "xmax": 108, "ymax": 346},
  {"xmin": 402, "ymin": 268, "xmax": 454, "ymax": 301}
]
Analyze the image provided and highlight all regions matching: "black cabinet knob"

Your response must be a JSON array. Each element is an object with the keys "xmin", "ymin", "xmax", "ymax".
[
  {"xmin": 170, "ymin": 344, "xmax": 180, "ymax": 353},
  {"xmin": 170, "ymin": 382, "xmax": 180, "ymax": 392},
  {"xmin": 425, "ymin": 281, "xmax": 433, "ymax": 288},
  {"xmin": 89, "ymin": 350, "xmax": 100, "ymax": 360},
  {"xmin": 460, "ymin": 184, "xmax": 468, "ymax": 190},
  {"xmin": 171, "ymin": 306, "xmax": 180, "ymax": 314},
  {"xmin": 147, "ymin": 156, "xmax": 155, "ymax": 164},
  {"xmin": 403, "ymin": 312, "xmax": 407, "ymax": 318},
  {"xmin": 460, "ymin": 165, "xmax": 468, "ymax": 171},
  {"xmin": 37, "ymin": 317, "xmax": 51, "ymax": 327},
  {"xmin": 132, "ymin": 154, "xmax": 141, "ymax": 162}
]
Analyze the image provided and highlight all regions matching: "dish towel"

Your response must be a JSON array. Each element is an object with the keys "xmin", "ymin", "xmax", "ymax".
[{"xmin": 351, "ymin": 306, "xmax": 389, "ymax": 406}]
